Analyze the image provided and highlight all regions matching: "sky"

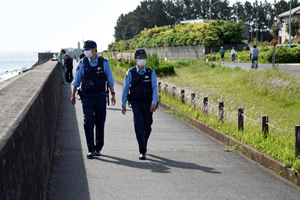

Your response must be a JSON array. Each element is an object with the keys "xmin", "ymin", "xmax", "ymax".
[{"xmin": 1, "ymin": 0, "xmax": 276, "ymax": 53}]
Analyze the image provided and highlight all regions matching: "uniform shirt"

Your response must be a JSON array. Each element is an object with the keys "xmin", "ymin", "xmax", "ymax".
[
  {"xmin": 250, "ymin": 48, "xmax": 259, "ymax": 57},
  {"xmin": 231, "ymin": 49, "xmax": 236, "ymax": 55},
  {"xmin": 72, "ymin": 55, "xmax": 115, "ymax": 88},
  {"xmin": 122, "ymin": 66, "xmax": 158, "ymax": 107}
]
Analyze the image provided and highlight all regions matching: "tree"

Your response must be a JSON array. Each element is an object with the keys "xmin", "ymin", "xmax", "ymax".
[
  {"xmin": 285, "ymin": 18, "xmax": 300, "ymax": 37},
  {"xmin": 270, "ymin": 22, "xmax": 280, "ymax": 39}
]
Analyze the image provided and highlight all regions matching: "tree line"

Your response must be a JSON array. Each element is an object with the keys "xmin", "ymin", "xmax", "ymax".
[{"xmin": 114, "ymin": 0, "xmax": 300, "ymax": 43}]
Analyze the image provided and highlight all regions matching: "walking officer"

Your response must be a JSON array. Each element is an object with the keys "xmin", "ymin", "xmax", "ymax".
[
  {"xmin": 71, "ymin": 40, "xmax": 116, "ymax": 159},
  {"xmin": 121, "ymin": 49, "xmax": 158, "ymax": 160}
]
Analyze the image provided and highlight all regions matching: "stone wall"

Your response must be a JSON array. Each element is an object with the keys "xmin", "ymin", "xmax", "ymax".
[{"xmin": 0, "ymin": 60, "xmax": 61, "ymax": 200}]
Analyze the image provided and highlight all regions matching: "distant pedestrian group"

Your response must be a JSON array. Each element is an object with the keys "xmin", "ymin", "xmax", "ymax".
[{"xmin": 57, "ymin": 50, "xmax": 74, "ymax": 84}]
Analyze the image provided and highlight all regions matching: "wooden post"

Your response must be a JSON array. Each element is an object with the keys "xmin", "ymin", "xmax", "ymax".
[
  {"xmin": 262, "ymin": 116, "xmax": 268, "ymax": 139},
  {"xmin": 165, "ymin": 84, "xmax": 168, "ymax": 94},
  {"xmin": 158, "ymin": 82, "xmax": 161, "ymax": 92},
  {"xmin": 130, "ymin": 44, "xmax": 132, "ymax": 63},
  {"xmin": 219, "ymin": 102, "xmax": 224, "ymax": 122},
  {"xmin": 238, "ymin": 108, "xmax": 244, "ymax": 131},
  {"xmin": 181, "ymin": 90, "xmax": 185, "ymax": 103},
  {"xmin": 121, "ymin": 44, "xmax": 123, "ymax": 63},
  {"xmin": 191, "ymin": 93, "xmax": 195, "ymax": 110},
  {"xmin": 114, "ymin": 52, "xmax": 117, "ymax": 63},
  {"xmin": 203, "ymin": 97, "xmax": 208, "ymax": 114},
  {"xmin": 295, "ymin": 125, "xmax": 300, "ymax": 157},
  {"xmin": 172, "ymin": 87, "xmax": 176, "ymax": 96}
]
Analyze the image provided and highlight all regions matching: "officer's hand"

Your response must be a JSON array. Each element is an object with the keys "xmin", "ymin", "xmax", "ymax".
[
  {"xmin": 122, "ymin": 106, "xmax": 126, "ymax": 115},
  {"xmin": 150, "ymin": 104, "xmax": 156, "ymax": 112},
  {"xmin": 111, "ymin": 95, "xmax": 116, "ymax": 106},
  {"xmin": 71, "ymin": 96, "xmax": 76, "ymax": 105}
]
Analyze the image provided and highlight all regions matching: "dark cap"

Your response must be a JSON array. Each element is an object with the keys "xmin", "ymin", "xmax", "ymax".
[
  {"xmin": 83, "ymin": 40, "xmax": 97, "ymax": 50},
  {"xmin": 134, "ymin": 49, "xmax": 147, "ymax": 58}
]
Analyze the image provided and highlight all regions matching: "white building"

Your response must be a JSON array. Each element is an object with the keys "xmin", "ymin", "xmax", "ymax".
[{"xmin": 278, "ymin": 6, "xmax": 300, "ymax": 44}]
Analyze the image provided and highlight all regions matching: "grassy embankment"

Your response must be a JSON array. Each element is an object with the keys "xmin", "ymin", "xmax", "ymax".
[{"xmin": 107, "ymin": 57, "xmax": 300, "ymax": 172}]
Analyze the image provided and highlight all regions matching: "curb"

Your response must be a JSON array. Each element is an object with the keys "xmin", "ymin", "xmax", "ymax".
[{"xmin": 158, "ymin": 101, "xmax": 300, "ymax": 187}]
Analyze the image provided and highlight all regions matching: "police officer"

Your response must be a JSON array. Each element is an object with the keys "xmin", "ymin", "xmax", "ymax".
[
  {"xmin": 121, "ymin": 49, "xmax": 158, "ymax": 160},
  {"xmin": 71, "ymin": 40, "xmax": 116, "ymax": 159}
]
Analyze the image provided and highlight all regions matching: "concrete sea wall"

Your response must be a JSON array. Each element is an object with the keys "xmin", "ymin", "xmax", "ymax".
[
  {"xmin": 0, "ymin": 60, "xmax": 61, "ymax": 199},
  {"xmin": 143, "ymin": 44, "xmax": 247, "ymax": 60}
]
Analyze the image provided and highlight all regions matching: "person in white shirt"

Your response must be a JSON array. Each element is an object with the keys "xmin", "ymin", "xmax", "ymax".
[{"xmin": 231, "ymin": 47, "xmax": 236, "ymax": 63}]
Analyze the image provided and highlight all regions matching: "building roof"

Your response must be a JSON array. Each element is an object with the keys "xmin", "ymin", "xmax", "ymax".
[{"xmin": 279, "ymin": 6, "xmax": 300, "ymax": 18}]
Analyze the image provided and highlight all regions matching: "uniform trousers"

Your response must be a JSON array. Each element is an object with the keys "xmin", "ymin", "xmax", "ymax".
[
  {"xmin": 131, "ymin": 100, "xmax": 153, "ymax": 154},
  {"xmin": 81, "ymin": 93, "xmax": 106, "ymax": 153}
]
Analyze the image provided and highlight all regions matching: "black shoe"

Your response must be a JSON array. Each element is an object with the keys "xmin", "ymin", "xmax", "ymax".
[
  {"xmin": 87, "ymin": 152, "xmax": 94, "ymax": 159},
  {"xmin": 94, "ymin": 151, "xmax": 101, "ymax": 156},
  {"xmin": 139, "ymin": 154, "xmax": 146, "ymax": 160}
]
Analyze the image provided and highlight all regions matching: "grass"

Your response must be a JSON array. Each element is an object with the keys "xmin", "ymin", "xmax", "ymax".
[{"xmin": 108, "ymin": 56, "xmax": 300, "ymax": 172}]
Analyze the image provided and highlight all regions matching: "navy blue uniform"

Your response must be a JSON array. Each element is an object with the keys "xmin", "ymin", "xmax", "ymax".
[
  {"xmin": 73, "ymin": 56, "xmax": 114, "ymax": 154},
  {"xmin": 122, "ymin": 66, "xmax": 158, "ymax": 155}
]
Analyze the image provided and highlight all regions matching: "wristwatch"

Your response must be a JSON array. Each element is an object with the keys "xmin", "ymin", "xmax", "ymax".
[{"xmin": 111, "ymin": 92, "xmax": 115, "ymax": 95}]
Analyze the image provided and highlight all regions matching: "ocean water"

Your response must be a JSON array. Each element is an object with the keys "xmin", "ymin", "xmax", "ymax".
[{"xmin": 0, "ymin": 51, "xmax": 38, "ymax": 82}]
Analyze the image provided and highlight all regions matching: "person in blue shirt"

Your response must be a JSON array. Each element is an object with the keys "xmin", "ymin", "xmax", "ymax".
[
  {"xmin": 121, "ymin": 49, "xmax": 158, "ymax": 160},
  {"xmin": 250, "ymin": 45, "xmax": 259, "ymax": 68},
  {"xmin": 71, "ymin": 40, "xmax": 116, "ymax": 159}
]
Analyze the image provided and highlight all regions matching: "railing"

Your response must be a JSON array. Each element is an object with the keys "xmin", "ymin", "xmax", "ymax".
[{"xmin": 158, "ymin": 81, "xmax": 300, "ymax": 157}]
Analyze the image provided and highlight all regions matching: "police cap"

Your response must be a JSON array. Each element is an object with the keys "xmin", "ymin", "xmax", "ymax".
[
  {"xmin": 134, "ymin": 49, "xmax": 147, "ymax": 58},
  {"xmin": 83, "ymin": 40, "xmax": 97, "ymax": 50}
]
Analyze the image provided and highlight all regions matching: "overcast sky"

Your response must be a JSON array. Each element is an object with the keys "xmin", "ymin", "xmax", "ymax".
[{"xmin": 1, "ymin": 0, "xmax": 276, "ymax": 53}]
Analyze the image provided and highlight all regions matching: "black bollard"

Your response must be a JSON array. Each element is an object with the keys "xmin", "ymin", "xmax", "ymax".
[
  {"xmin": 191, "ymin": 93, "xmax": 195, "ymax": 110},
  {"xmin": 219, "ymin": 102, "xmax": 224, "ymax": 122},
  {"xmin": 262, "ymin": 116, "xmax": 268, "ymax": 139},
  {"xmin": 158, "ymin": 82, "xmax": 161, "ymax": 92},
  {"xmin": 238, "ymin": 108, "xmax": 244, "ymax": 131},
  {"xmin": 203, "ymin": 97, "xmax": 208, "ymax": 114},
  {"xmin": 181, "ymin": 90, "xmax": 185, "ymax": 103},
  {"xmin": 295, "ymin": 125, "xmax": 300, "ymax": 157}
]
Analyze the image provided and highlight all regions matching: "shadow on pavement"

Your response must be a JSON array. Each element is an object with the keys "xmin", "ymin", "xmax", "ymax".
[
  {"xmin": 98, "ymin": 154, "xmax": 220, "ymax": 174},
  {"xmin": 47, "ymin": 83, "xmax": 90, "ymax": 200}
]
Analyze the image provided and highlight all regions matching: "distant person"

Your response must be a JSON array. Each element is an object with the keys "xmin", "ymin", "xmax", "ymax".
[
  {"xmin": 250, "ymin": 45, "xmax": 259, "ymax": 68},
  {"xmin": 65, "ymin": 53, "xmax": 73, "ymax": 83},
  {"xmin": 58, "ymin": 50, "xmax": 68, "ymax": 84},
  {"xmin": 71, "ymin": 40, "xmax": 116, "ymax": 159},
  {"xmin": 219, "ymin": 47, "xmax": 225, "ymax": 64},
  {"xmin": 231, "ymin": 47, "xmax": 236, "ymax": 63},
  {"xmin": 121, "ymin": 49, "xmax": 158, "ymax": 160},
  {"xmin": 75, "ymin": 53, "xmax": 79, "ymax": 62}
]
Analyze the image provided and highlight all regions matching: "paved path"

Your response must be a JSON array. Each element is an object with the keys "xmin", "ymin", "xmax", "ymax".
[
  {"xmin": 48, "ymin": 61, "xmax": 300, "ymax": 200},
  {"xmin": 216, "ymin": 62, "xmax": 300, "ymax": 76}
]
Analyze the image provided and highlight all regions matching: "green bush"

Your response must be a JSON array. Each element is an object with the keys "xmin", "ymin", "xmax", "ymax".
[{"xmin": 108, "ymin": 53, "xmax": 176, "ymax": 77}]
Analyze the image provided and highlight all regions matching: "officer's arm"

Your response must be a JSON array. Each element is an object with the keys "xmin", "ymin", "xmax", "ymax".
[
  {"xmin": 71, "ymin": 61, "xmax": 83, "ymax": 105},
  {"xmin": 150, "ymin": 69, "xmax": 158, "ymax": 112},
  {"xmin": 121, "ymin": 70, "xmax": 132, "ymax": 115}
]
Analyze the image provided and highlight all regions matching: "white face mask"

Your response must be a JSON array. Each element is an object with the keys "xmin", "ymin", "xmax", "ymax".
[
  {"xmin": 84, "ymin": 50, "xmax": 93, "ymax": 58},
  {"xmin": 137, "ymin": 59, "xmax": 146, "ymax": 67}
]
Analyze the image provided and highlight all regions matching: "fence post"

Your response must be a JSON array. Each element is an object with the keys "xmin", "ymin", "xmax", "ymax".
[
  {"xmin": 272, "ymin": 47, "xmax": 276, "ymax": 68},
  {"xmin": 181, "ymin": 90, "xmax": 185, "ymax": 103},
  {"xmin": 262, "ymin": 116, "xmax": 268, "ymax": 139},
  {"xmin": 158, "ymin": 82, "xmax": 161, "ymax": 92},
  {"xmin": 203, "ymin": 97, "xmax": 208, "ymax": 114},
  {"xmin": 121, "ymin": 44, "xmax": 123, "ymax": 63},
  {"xmin": 191, "ymin": 93, "xmax": 195, "ymax": 110},
  {"xmin": 238, "ymin": 108, "xmax": 244, "ymax": 131},
  {"xmin": 295, "ymin": 125, "xmax": 300, "ymax": 157},
  {"xmin": 164, "ymin": 84, "xmax": 168, "ymax": 94},
  {"xmin": 172, "ymin": 87, "xmax": 176, "ymax": 96},
  {"xmin": 219, "ymin": 102, "xmax": 224, "ymax": 122}
]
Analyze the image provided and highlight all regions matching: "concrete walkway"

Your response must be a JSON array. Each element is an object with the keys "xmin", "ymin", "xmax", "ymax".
[{"xmin": 48, "ymin": 61, "xmax": 300, "ymax": 200}]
